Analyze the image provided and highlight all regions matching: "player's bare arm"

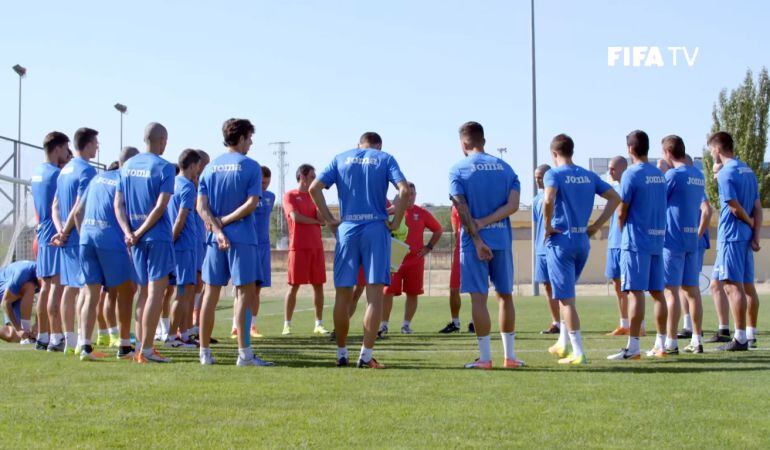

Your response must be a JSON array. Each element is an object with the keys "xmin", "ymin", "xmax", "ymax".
[
  {"xmin": 388, "ymin": 180, "xmax": 410, "ymax": 232},
  {"xmin": 220, "ymin": 195, "xmax": 259, "ymax": 226},
  {"xmin": 542, "ymin": 185, "xmax": 560, "ymax": 238},
  {"xmin": 133, "ymin": 192, "xmax": 172, "ymax": 239},
  {"xmin": 2, "ymin": 290, "xmax": 27, "ymax": 340},
  {"xmin": 726, "ymin": 199, "xmax": 754, "ymax": 228},
  {"xmin": 196, "ymin": 194, "xmax": 228, "ymax": 250},
  {"xmin": 475, "ymin": 189, "xmax": 520, "ymax": 230},
  {"xmin": 751, "ymin": 198, "xmax": 762, "ymax": 252},
  {"xmin": 450, "ymin": 193, "xmax": 492, "ymax": 261},
  {"xmin": 697, "ymin": 198, "xmax": 713, "ymax": 239},
  {"xmin": 172, "ymin": 207, "xmax": 189, "ymax": 242},
  {"xmin": 588, "ymin": 188, "xmax": 621, "ymax": 237},
  {"xmin": 50, "ymin": 196, "xmax": 67, "ymax": 245},
  {"xmin": 308, "ymin": 179, "xmax": 340, "ymax": 233},
  {"xmin": 290, "ymin": 210, "xmax": 323, "ymax": 225},
  {"xmin": 114, "ymin": 190, "xmax": 135, "ymax": 246},
  {"xmin": 418, "ymin": 224, "xmax": 443, "ymax": 257},
  {"xmin": 618, "ymin": 202, "xmax": 631, "ymax": 230}
]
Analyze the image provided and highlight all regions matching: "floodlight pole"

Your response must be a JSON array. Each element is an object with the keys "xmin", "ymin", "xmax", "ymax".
[{"xmin": 12, "ymin": 64, "xmax": 27, "ymax": 225}]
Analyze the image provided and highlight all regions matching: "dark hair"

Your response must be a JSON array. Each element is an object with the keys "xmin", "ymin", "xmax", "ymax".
[
  {"xmin": 359, "ymin": 132, "xmax": 382, "ymax": 147},
  {"xmin": 459, "ymin": 121, "xmax": 484, "ymax": 146},
  {"xmin": 222, "ymin": 118, "xmax": 255, "ymax": 147},
  {"xmin": 74, "ymin": 127, "xmax": 98, "ymax": 151},
  {"xmin": 178, "ymin": 148, "xmax": 202, "ymax": 170},
  {"xmin": 408, "ymin": 182, "xmax": 416, "ymax": 189},
  {"xmin": 43, "ymin": 131, "xmax": 69, "ymax": 153},
  {"xmin": 295, "ymin": 163, "xmax": 315, "ymax": 181},
  {"xmin": 626, "ymin": 130, "xmax": 650, "ymax": 156},
  {"xmin": 662, "ymin": 135, "xmax": 686, "ymax": 159},
  {"xmin": 550, "ymin": 134, "xmax": 574, "ymax": 157},
  {"xmin": 261, "ymin": 166, "xmax": 272, "ymax": 178},
  {"xmin": 708, "ymin": 131, "xmax": 734, "ymax": 153},
  {"xmin": 173, "ymin": 163, "xmax": 180, "ymax": 175},
  {"xmin": 195, "ymin": 149, "xmax": 210, "ymax": 163},
  {"xmin": 107, "ymin": 161, "xmax": 120, "ymax": 171}
]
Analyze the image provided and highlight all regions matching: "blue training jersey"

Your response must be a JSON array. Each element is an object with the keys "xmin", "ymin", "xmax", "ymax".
[
  {"xmin": 254, "ymin": 190, "xmax": 275, "ymax": 245},
  {"xmin": 118, "ymin": 152, "xmax": 175, "ymax": 243},
  {"xmin": 198, "ymin": 152, "xmax": 262, "ymax": 246},
  {"xmin": 607, "ymin": 185, "xmax": 622, "ymax": 250},
  {"xmin": 717, "ymin": 158, "xmax": 759, "ymax": 243},
  {"xmin": 532, "ymin": 190, "xmax": 546, "ymax": 256},
  {"xmin": 449, "ymin": 152, "xmax": 520, "ymax": 250},
  {"xmin": 167, "ymin": 175, "xmax": 198, "ymax": 251},
  {"xmin": 80, "ymin": 171, "xmax": 125, "ymax": 250},
  {"xmin": 0, "ymin": 261, "xmax": 38, "ymax": 298},
  {"xmin": 664, "ymin": 165, "xmax": 706, "ymax": 253},
  {"xmin": 620, "ymin": 162, "xmax": 667, "ymax": 255},
  {"xmin": 543, "ymin": 164, "xmax": 611, "ymax": 249},
  {"xmin": 318, "ymin": 148, "xmax": 406, "ymax": 225},
  {"xmin": 56, "ymin": 157, "xmax": 96, "ymax": 247},
  {"xmin": 31, "ymin": 162, "xmax": 61, "ymax": 247}
]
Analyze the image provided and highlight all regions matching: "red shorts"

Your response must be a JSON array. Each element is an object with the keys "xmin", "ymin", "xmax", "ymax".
[
  {"xmin": 288, "ymin": 249, "xmax": 326, "ymax": 285},
  {"xmin": 384, "ymin": 263, "xmax": 424, "ymax": 296},
  {"xmin": 356, "ymin": 267, "xmax": 366, "ymax": 287},
  {"xmin": 450, "ymin": 244, "xmax": 460, "ymax": 290}
]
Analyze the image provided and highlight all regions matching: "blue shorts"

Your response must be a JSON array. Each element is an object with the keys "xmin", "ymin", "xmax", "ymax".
[
  {"xmin": 60, "ymin": 245, "xmax": 84, "ymax": 287},
  {"xmin": 534, "ymin": 254, "xmax": 549, "ymax": 283},
  {"xmin": 80, "ymin": 244, "xmax": 136, "ymax": 288},
  {"xmin": 131, "ymin": 241, "xmax": 175, "ymax": 285},
  {"xmin": 460, "ymin": 246, "xmax": 513, "ymax": 295},
  {"xmin": 697, "ymin": 247, "xmax": 706, "ymax": 272},
  {"xmin": 170, "ymin": 249, "xmax": 197, "ymax": 286},
  {"xmin": 621, "ymin": 250, "xmax": 664, "ymax": 292},
  {"xmin": 197, "ymin": 242, "xmax": 205, "ymax": 272},
  {"xmin": 663, "ymin": 247, "xmax": 699, "ymax": 287},
  {"xmin": 202, "ymin": 243, "xmax": 259, "ymax": 287},
  {"xmin": 713, "ymin": 241, "xmax": 754, "ymax": 284},
  {"xmin": 545, "ymin": 243, "xmax": 589, "ymax": 300},
  {"xmin": 257, "ymin": 243, "xmax": 271, "ymax": 287},
  {"xmin": 36, "ymin": 244, "xmax": 60, "ymax": 278},
  {"xmin": 2, "ymin": 298, "xmax": 21, "ymax": 325},
  {"xmin": 605, "ymin": 248, "xmax": 621, "ymax": 279},
  {"xmin": 333, "ymin": 221, "xmax": 391, "ymax": 287}
]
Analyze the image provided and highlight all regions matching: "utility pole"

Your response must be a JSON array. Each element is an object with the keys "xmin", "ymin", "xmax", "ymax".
[
  {"xmin": 530, "ymin": 0, "xmax": 539, "ymax": 296},
  {"xmin": 269, "ymin": 141, "xmax": 290, "ymax": 241},
  {"xmin": 497, "ymin": 147, "xmax": 508, "ymax": 160},
  {"xmin": 12, "ymin": 64, "xmax": 27, "ymax": 225}
]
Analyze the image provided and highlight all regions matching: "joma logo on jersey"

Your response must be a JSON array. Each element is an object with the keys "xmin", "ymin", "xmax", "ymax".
[
  {"xmin": 31, "ymin": 175, "xmax": 43, "ymax": 182},
  {"xmin": 565, "ymin": 175, "xmax": 591, "ymax": 184},
  {"xmin": 211, "ymin": 164, "xmax": 241, "ymax": 173},
  {"xmin": 738, "ymin": 167, "xmax": 754, "ymax": 175},
  {"xmin": 686, "ymin": 177, "xmax": 705, "ymax": 186},
  {"xmin": 126, "ymin": 169, "xmax": 150, "ymax": 178},
  {"xmin": 345, "ymin": 157, "xmax": 380, "ymax": 167},
  {"xmin": 645, "ymin": 176, "xmax": 666, "ymax": 184},
  {"xmin": 95, "ymin": 177, "xmax": 118, "ymax": 186},
  {"xmin": 469, "ymin": 162, "xmax": 503, "ymax": 172},
  {"xmin": 61, "ymin": 166, "xmax": 74, "ymax": 174}
]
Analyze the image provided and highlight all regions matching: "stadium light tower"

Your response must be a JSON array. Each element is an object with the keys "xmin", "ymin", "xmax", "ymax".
[
  {"xmin": 12, "ymin": 64, "xmax": 27, "ymax": 224},
  {"xmin": 269, "ymin": 141, "xmax": 291, "ymax": 239},
  {"xmin": 114, "ymin": 103, "xmax": 128, "ymax": 161},
  {"xmin": 530, "ymin": 0, "xmax": 539, "ymax": 296},
  {"xmin": 497, "ymin": 147, "xmax": 508, "ymax": 160}
]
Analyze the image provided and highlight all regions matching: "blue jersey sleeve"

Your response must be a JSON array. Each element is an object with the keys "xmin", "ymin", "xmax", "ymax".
[
  {"xmin": 593, "ymin": 172, "xmax": 612, "ymax": 195},
  {"xmin": 318, "ymin": 158, "xmax": 338, "ymax": 189},
  {"xmin": 180, "ymin": 182, "xmax": 195, "ymax": 211},
  {"xmin": 543, "ymin": 169, "xmax": 558, "ymax": 189},
  {"xmin": 448, "ymin": 166, "xmax": 464, "ymax": 198},
  {"xmin": 620, "ymin": 171, "xmax": 635, "ymax": 204},
  {"xmin": 665, "ymin": 169, "xmax": 677, "ymax": 200},
  {"xmin": 717, "ymin": 170, "xmax": 736, "ymax": 202},
  {"xmin": 247, "ymin": 161, "xmax": 262, "ymax": 199},
  {"xmin": 160, "ymin": 164, "xmax": 175, "ymax": 195},
  {"xmin": 198, "ymin": 170, "xmax": 209, "ymax": 197},
  {"xmin": 78, "ymin": 166, "xmax": 97, "ymax": 199},
  {"xmin": 7, "ymin": 264, "xmax": 35, "ymax": 296},
  {"xmin": 387, "ymin": 155, "xmax": 406, "ymax": 187},
  {"xmin": 509, "ymin": 167, "xmax": 521, "ymax": 193}
]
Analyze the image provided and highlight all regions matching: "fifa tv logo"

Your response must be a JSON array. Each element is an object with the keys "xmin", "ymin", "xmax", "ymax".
[{"xmin": 607, "ymin": 46, "xmax": 699, "ymax": 67}]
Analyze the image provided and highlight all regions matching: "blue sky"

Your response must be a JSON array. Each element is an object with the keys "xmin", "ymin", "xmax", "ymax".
[{"xmin": 1, "ymin": 0, "xmax": 767, "ymax": 205}]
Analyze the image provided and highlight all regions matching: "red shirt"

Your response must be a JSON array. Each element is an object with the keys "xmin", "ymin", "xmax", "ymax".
[
  {"xmin": 284, "ymin": 189, "xmax": 323, "ymax": 251},
  {"xmin": 401, "ymin": 205, "xmax": 442, "ymax": 268}
]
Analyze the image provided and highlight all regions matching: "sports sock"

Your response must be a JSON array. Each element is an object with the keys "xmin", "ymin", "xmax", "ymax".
[
  {"xmin": 160, "ymin": 318, "xmax": 169, "ymax": 336},
  {"xmin": 20, "ymin": 319, "xmax": 30, "ymax": 331},
  {"xmin": 664, "ymin": 337, "xmax": 678, "ymax": 350},
  {"xmin": 51, "ymin": 333, "xmax": 63, "ymax": 345},
  {"xmin": 232, "ymin": 316, "xmax": 238, "ymax": 329},
  {"xmin": 568, "ymin": 330, "xmax": 584, "ymax": 357},
  {"xmin": 108, "ymin": 327, "xmax": 118, "ymax": 335},
  {"xmin": 315, "ymin": 319, "xmax": 323, "ymax": 327},
  {"xmin": 641, "ymin": 320, "xmax": 646, "ymax": 331},
  {"xmin": 620, "ymin": 318, "xmax": 630, "ymax": 329},
  {"xmin": 359, "ymin": 346, "xmax": 373, "ymax": 363},
  {"xmin": 627, "ymin": 336, "xmax": 641, "ymax": 354},
  {"xmin": 251, "ymin": 316, "xmax": 257, "ymax": 328},
  {"xmin": 734, "ymin": 329, "xmax": 747, "ymax": 344},
  {"xmin": 65, "ymin": 332, "xmax": 77, "ymax": 348},
  {"xmin": 37, "ymin": 332, "xmax": 49, "ymax": 343},
  {"xmin": 199, "ymin": 347, "xmax": 211, "ymax": 358},
  {"xmin": 718, "ymin": 323, "xmax": 729, "ymax": 331},
  {"xmin": 477, "ymin": 335, "xmax": 492, "ymax": 362},
  {"xmin": 451, "ymin": 317, "xmax": 460, "ymax": 327},
  {"xmin": 402, "ymin": 320, "xmax": 411, "ymax": 328},
  {"xmin": 683, "ymin": 314, "xmax": 692, "ymax": 331},
  {"xmin": 500, "ymin": 332, "xmax": 516, "ymax": 360},
  {"xmin": 238, "ymin": 347, "xmax": 254, "ymax": 360},
  {"xmin": 141, "ymin": 347, "xmax": 154, "ymax": 357},
  {"xmin": 380, "ymin": 320, "xmax": 388, "ymax": 329},
  {"xmin": 284, "ymin": 320, "xmax": 291, "ymax": 327},
  {"xmin": 552, "ymin": 321, "xmax": 559, "ymax": 327},
  {"xmin": 80, "ymin": 338, "xmax": 92, "ymax": 346},
  {"xmin": 747, "ymin": 327, "xmax": 756, "ymax": 340},
  {"xmin": 654, "ymin": 333, "xmax": 665, "ymax": 350},
  {"xmin": 337, "ymin": 347, "xmax": 348, "ymax": 360},
  {"xmin": 98, "ymin": 328, "xmax": 108, "ymax": 336},
  {"xmin": 556, "ymin": 321, "xmax": 568, "ymax": 347},
  {"xmin": 690, "ymin": 333, "xmax": 702, "ymax": 346}
]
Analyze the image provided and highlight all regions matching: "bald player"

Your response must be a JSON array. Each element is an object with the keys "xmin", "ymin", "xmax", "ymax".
[
  {"xmin": 605, "ymin": 156, "xmax": 632, "ymax": 336},
  {"xmin": 532, "ymin": 163, "xmax": 560, "ymax": 334},
  {"xmin": 115, "ymin": 122, "xmax": 176, "ymax": 363}
]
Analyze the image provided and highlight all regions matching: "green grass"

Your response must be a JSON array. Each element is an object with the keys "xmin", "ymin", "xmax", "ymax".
[{"xmin": 1, "ymin": 294, "xmax": 768, "ymax": 449}]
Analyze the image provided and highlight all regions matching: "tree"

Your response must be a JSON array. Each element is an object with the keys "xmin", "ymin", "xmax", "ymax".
[{"xmin": 703, "ymin": 67, "xmax": 770, "ymax": 207}]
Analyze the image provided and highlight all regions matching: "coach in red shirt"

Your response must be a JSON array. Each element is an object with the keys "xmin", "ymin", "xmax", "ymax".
[
  {"xmin": 283, "ymin": 164, "xmax": 329, "ymax": 336},
  {"xmin": 380, "ymin": 183, "xmax": 443, "ymax": 335}
]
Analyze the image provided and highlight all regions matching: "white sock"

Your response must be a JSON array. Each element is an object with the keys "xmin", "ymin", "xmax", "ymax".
[
  {"xmin": 108, "ymin": 327, "xmax": 118, "ymax": 335},
  {"xmin": 38, "ymin": 332, "xmax": 49, "ymax": 343},
  {"xmin": 501, "ymin": 332, "xmax": 516, "ymax": 360},
  {"xmin": 51, "ymin": 333, "xmax": 63, "ymax": 345},
  {"xmin": 552, "ymin": 321, "xmax": 559, "ymax": 327},
  {"xmin": 654, "ymin": 333, "xmax": 665, "ymax": 350},
  {"xmin": 402, "ymin": 320, "xmax": 411, "ymax": 328},
  {"xmin": 380, "ymin": 320, "xmax": 388, "ymax": 329},
  {"xmin": 284, "ymin": 320, "xmax": 291, "ymax": 327},
  {"xmin": 477, "ymin": 335, "xmax": 492, "ymax": 362},
  {"xmin": 451, "ymin": 317, "xmax": 460, "ymax": 327},
  {"xmin": 238, "ymin": 347, "xmax": 253, "ymax": 360},
  {"xmin": 734, "ymin": 329, "xmax": 747, "ymax": 344},
  {"xmin": 556, "ymin": 321, "xmax": 568, "ymax": 348},
  {"xmin": 315, "ymin": 319, "xmax": 323, "ymax": 327},
  {"xmin": 718, "ymin": 324, "xmax": 729, "ymax": 331},
  {"xmin": 251, "ymin": 316, "xmax": 257, "ymax": 328},
  {"xmin": 97, "ymin": 328, "xmax": 108, "ymax": 336},
  {"xmin": 664, "ymin": 337, "xmax": 678, "ymax": 350},
  {"xmin": 359, "ymin": 346, "xmax": 373, "ymax": 363},
  {"xmin": 568, "ymin": 330, "xmax": 584, "ymax": 357},
  {"xmin": 65, "ymin": 332, "xmax": 77, "ymax": 348},
  {"xmin": 641, "ymin": 320, "xmax": 646, "ymax": 331},
  {"xmin": 199, "ymin": 347, "xmax": 211, "ymax": 358},
  {"xmin": 120, "ymin": 339, "xmax": 131, "ymax": 346},
  {"xmin": 20, "ymin": 319, "xmax": 31, "ymax": 332},
  {"xmin": 79, "ymin": 338, "xmax": 92, "ymax": 347},
  {"xmin": 747, "ymin": 327, "xmax": 756, "ymax": 340},
  {"xmin": 690, "ymin": 333, "xmax": 702, "ymax": 346},
  {"xmin": 683, "ymin": 314, "xmax": 692, "ymax": 331},
  {"xmin": 620, "ymin": 318, "xmax": 630, "ymax": 329},
  {"xmin": 232, "ymin": 316, "xmax": 238, "ymax": 329},
  {"xmin": 337, "ymin": 347, "xmax": 348, "ymax": 360},
  {"xmin": 627, "ymin": 336, "xmax": 641, "ymax": 354},
  {"xmin": 142, "ymin": 347, "xmax": 154, "ymax": 356}
]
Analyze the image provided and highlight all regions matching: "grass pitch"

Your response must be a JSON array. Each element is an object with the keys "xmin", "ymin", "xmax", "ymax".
[{"xmin": 1, "ymin": 294, "xmax": 768, "ymax": 449}]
